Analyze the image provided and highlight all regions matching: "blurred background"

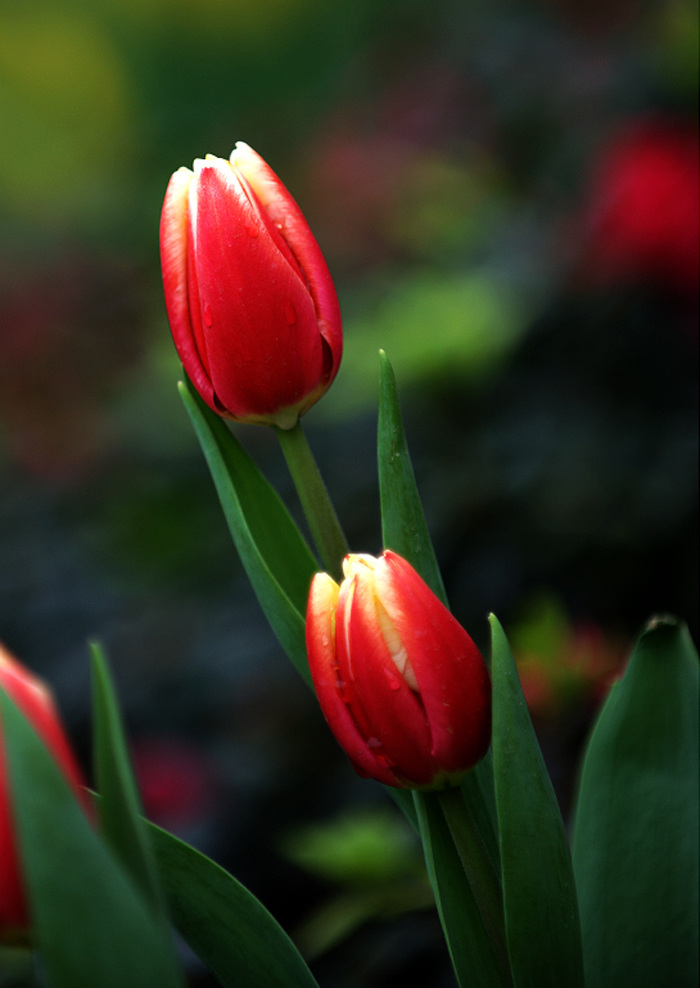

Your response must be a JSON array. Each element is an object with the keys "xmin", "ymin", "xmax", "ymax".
[{"xmin": 0, "ymin": 0, "xmax": 697, "ymax": 984}]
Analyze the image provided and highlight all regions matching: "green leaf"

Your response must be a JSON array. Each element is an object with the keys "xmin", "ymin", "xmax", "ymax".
[
  {"xmin": 90, "ymin": 641, "xmax": 164, "ymax": 911},
  {"xmin": 414, "ymin": 791, "xmax": 510, "ymax": 988},
  {"xmin": 572, "ymin": 617, "xmax": 699, "ymax": 988},
  {"xmin": 490, "ymin": 614, "xmax": 584, "ymax": 988},
  {"xmin": 149, "ymin": 822, "xmax": 319, "ymax": 988},
  {"xmin": 0, "ymin": 689, "xmax": 183, "ymax": 988},
  {"xmin": 458, "ymin": 749, "xmax": 500, "ymax": 874},
  {"xmin": 377, "ymin": 349, "xmax": 499, "ymax": 846},
  {"xmin": 377, "ymin": 349, "xmax": 507, "ymax": 985},
  {"xmin": 377, "ymin": 349, "xmax": 446, "ymax": 603},
  {"xmin": 179, "ymin": 378, "xmax": 318, "ymax": 684}
]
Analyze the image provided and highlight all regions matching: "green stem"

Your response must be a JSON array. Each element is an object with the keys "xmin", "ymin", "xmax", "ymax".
[
  {"xmin": 275, "ymin": 421, "xmax": 348, "ymax": 580},
  {"xmin": 437, "ymin": 786, "xmax": 512, "ymax": 985}
]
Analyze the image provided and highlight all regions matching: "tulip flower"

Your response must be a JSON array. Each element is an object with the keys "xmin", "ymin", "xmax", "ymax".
[
  {"xmin": 0, "ymin": 645, "xmax": 88, "ymax": 941},
  {"xmin": 160, "ymin": 143, "xmax": 343, "ymax": 429},
  {"xmin": 306, "ymin": 551, "xmax": 491, "ymax": 789}
]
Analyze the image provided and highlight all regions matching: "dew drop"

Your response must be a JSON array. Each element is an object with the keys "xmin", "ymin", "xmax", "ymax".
[
  {"xmin": 384, "ymin": 669, "xmax": 402, "ymax": 691},
  {"xmin": 284, "ymin": 300, "xmax": 297, "ymax": 326},
  {"xmin": 203, "ymin": 304, "xmax": 213, "ymax": 328},
  {"xmin": 366, "ymin": 737, "xmax": 383, "ymax": 749},
  {"xmin": 244, "ymin": 216, "xmax": 259, "ymax": 238}
]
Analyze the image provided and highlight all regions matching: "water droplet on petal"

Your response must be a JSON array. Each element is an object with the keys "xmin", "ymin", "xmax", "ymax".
[
  {"xmin": 366, "ymin": 737, "xmax": 383, "ymax": 749},
  {"xmin": 284, "ymin": 300, "xmax": 297, "ymax": 326},
  {"xmin": 203, "ymin": 304, "xmax": 213, "ymax": 328},
  {"xmin": 384, "ymin": 669, "xmax": 402, "ymax": 691},
  {"xmin": 244, "ymin": 216, "xmax": 259, "ymax": 238}
]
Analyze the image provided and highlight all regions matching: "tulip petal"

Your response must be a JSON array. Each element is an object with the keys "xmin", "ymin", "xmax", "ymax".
[
  {"xmin": 192, "ymin": 161, "xmax": 326, "ymax": 422},
  {"xmin": 230, "ymin": 143, "xmax": 343, "ymax": 389},
  {"xmin": 306, "ymin": 552, "xmax": 491, "ymax": 789},
  {"xmin": 159, "ymin": 167, "xmax": 216, "ymax": 410},
  {"xmin": 161, "ymin": 146, "xmax": 343, "ymax": 427},
  {"xmin": 306, "ymin": 574, "xmax": 401, "ymax": 786},
  {"xmin": 336, "ymin": 566, "xmax": 439, "ymax": 786},
  {"xmin": 377, "ymin": 553, "xmax": 491, "ymax": 774}
]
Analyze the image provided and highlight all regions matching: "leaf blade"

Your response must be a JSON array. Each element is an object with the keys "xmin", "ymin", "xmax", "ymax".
[
  {"xmin": 179, "ymin": 378, "xmax": 317, "ymax": 683},
  {"xmin": 1, "ymin": 689, "xmax": 183, "ymax": 988},
  {"xmin": 489, "ymin": 614, "xmax": 584, "ymax": 988},
  {"xmin": 149, "ymin": 822, "xmax": 319, "ymax": 988},
  {"xmin": 377, "ymin": 349, "xmax": 499, "ymax": 851},
  {"xmin": 377, "ymin": 349, "xmax": 446, "ymax": 603},
  {"xmin": 414, "ymin": 791, "xmax": 509, "ymax": 988},
  {"xmin": 90, "ymin": 641, "xmax": 164, "ymax": 911},
  {"xmin": 572, "ymin": 617, "xmax": 699, "ymax": 988}
]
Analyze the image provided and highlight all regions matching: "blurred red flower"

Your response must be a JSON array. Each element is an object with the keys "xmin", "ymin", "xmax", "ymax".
[
  {"xmin": 580, "ymin": 119, "xmax": 699, "ymax": 295},
  {"xmin": 0, "ymin": 644, "xmax": 89, "ymax": 941},
  {"xmin": 131, "ymin": 736, "xmax": 216, "ymax": 831}
]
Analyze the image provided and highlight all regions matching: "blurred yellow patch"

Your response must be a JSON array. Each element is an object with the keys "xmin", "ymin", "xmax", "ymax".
[
  {"xmin": 100, "ymin": 0, "xmax": 312, "ymax": 41},
  {"xmin": 0, "ymin": 7, "xmax": 133, "ymax": 223}
]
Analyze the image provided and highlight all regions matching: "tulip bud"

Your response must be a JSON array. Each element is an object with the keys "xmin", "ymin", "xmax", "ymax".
[
  {"xmin": 306, "ymin": 551, "xmax": 491, "ymax": 789},
  {"xmin": 0, "ymin": 645, "xmax": 88, "ymax": 942},
  {"xmin": 160, "ymin": 142, "xmax": 343, "ymax": 429}
]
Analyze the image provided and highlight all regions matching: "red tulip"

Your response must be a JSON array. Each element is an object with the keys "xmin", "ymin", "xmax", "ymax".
[
  {"xmin": 160, "ymin": 143, "xmax": 343, "ymax": 428},
  {"xmin": 0, "ymin": 645, "xmax": 88, "ymax": 942},
  {"xmin": 581, "ymin": 120, "xmax": 699, "ymax": 295},
  {"xmin": 306, "ymin": 551, "xmax": 491, "ymax": 789}
]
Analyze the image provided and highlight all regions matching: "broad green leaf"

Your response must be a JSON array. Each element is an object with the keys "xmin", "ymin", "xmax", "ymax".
[
  {"xmin": 572, "ymin": 617, "xmax": 699, "ymax": 988},
  {"xmin": 179, "ymin": 378, "xmax": 317, "ymax": 684},
  {"xmin": 414, "ymin": 791, "xmax": 510, "ymax": 988},
  {"xmin": 90, "ymin": 641, "xmax": 164, "ymax": 911},
  {"xmin": 0, "ymin": 689, "xmax": 183, "ymax": 988},
  {"xmin": 377, "ymin": 349, "xmax": 446, "ymax": 603},
  {"xmin": 490, "ymin": 614, "xmax": 584, "ymax": 988},
  {"xmin": 149, "ymin": 822, "xmax": 319, "ymax": 988}
]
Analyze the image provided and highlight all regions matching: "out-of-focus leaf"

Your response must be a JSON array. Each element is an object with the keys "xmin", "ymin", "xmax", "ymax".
[
  {"xmin": 0, "ymin": 689, "xmax": 183, "ymax": 988},
  {"xmin": 280, "ymin": 808, "xmax": 421, "ymax": 886},
  {"xmin": 90, "ymin": 641, "xmax": 164, "ymax": 911},
  {"xmin": 149, "ymin": 822, "xmax": 319, "ymax": 988},
  {"xmin": 572, "ymin": 617, "xmax": 699, "ymax": 988},
  {"xmin": 179, "ymin": 377, "xmax": 317, "ymax": 684},
  {"xmin": 279, "ymin": 809, "xmax": 433, "ymax": 960},
  {"xmin": 325, "ymin": 272, "xmax": 528, "ymax": 419},
  {"xmin": 490, "ymin": 614, "xmax": 584, "ymax": 988}
]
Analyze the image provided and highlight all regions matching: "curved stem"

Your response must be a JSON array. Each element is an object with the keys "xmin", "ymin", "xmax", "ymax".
[{"xmin": 275, "ymin": 421, "xmax": 348, "ymax": 581}]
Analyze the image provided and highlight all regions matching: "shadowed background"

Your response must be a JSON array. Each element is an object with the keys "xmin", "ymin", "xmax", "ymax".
[{"xmin": 1, "ymin": 1, "xmax": 697, "ymax": 984}]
